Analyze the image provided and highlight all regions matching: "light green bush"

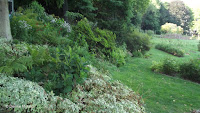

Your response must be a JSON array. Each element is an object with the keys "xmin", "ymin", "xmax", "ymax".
[{"xmin": 161, "ymin": 23, "xmax": 183, "ymax": 34}]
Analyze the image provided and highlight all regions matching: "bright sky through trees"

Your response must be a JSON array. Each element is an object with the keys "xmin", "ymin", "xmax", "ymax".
[{"xmin": 161, "ymin": 0, "xmax": 200, "ymax": 9}]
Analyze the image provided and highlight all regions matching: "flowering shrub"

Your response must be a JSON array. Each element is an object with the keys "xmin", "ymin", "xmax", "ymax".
[{"xmin": 10, "ymin": 1, "xmax": 71, "ymax": 45}]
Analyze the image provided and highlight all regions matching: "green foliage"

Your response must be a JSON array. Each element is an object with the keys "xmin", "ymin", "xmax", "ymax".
[
  {"xmin": 161, "ymin": 23, "xmax": 183, "ymax": 34},
  {"xmin": 198, "ymin": 41, "xmax": 200, "ymax": 51},
  {"xmin": 162, "ymin": 58, "xmax": 179, "ymax": 75},
  {"xmin": 145, "ymin": 30, "xmax": 155, "ymax": 36},
  {"xmin": 22, "ymin": 45, "xmax": 90, "ymax": 95},
  {"xmin": 0, "ymin": 67, "xmax": 145, "ymax": 112},
  {"xmin": 110, "ymin": 44, "xmax": 127, "ymax": 67},
  {"xmin": 155, "ymin": 44, "xmax": 184, "ymax": 57},
  {"xmin": 0, "ymin": 75, "xmax": 80, "ymax": 113},
  {"xmin": 124, "ymin": 29, "xmax": 151, "ymax": 54},
  {"xmin": 141, "ymin": 3, "xmax": 160, "ymax": 33},
  {"xmin": 10, "ymin": 1, "xmax": 71, "ymax": 45},
  {"xmin": 151, "ymin": 61, "xmax": 163, "ymax": 73},
  {"xmin": 65, "ymin": 11, "xmax": 84, "ymax": 23},
  {"xmin": 151, "ymin": 58, "xmax": 179, "ymax": 75},
  {"xmin": 168, "ymin": 1, "xmax": 194, "ymax": 33},
  {"xmin": 179, "ymin": 59, "xmax": 200, "ymax": 83},
  {"xmin": 0, "ymin": 40, "xmax": 32, "ymax": 75}
]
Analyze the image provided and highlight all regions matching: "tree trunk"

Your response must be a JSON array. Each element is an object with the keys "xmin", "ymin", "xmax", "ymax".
[
  {"xmin": 0, "ymin": 0, "xmax": 12, "ymax": 40},
  {"xmin": 63, "ymin": 0, "xmax": 68, "ymax": 22}
]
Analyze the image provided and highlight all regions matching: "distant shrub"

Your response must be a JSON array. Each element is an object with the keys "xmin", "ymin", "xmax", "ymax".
[
  {"xmin": 151, "ymin": 61, "xmax": 163, "ymax": 73},
  {"xmin": 132, "ymin": 50, "xmax": 143, "ymax": 57},
  {"xmin": 179, "ymin": 59, "xmax": 200, "ymax": 83},
  {"xmin": 125, "ymin": 29, "xmax": 151, "ymax": 54},
  {"xmin": 151, "ymin": 58, "xmax": 179, "ymax": 75},
  {"xmin": 162, "ymin": 58, "xmax": 179, "ymax": 75},
  {"xmin": 151, "ymin": 58, "xmax": 200, "ymax": 83},
  {"xmin": 145, "ymin": 30, "xmax": 154, "ymax": 36},
  {"xmin": 155, "ymin": 44, "xmax": 184, "ymax": 57},
  {"xmin": 161, "ymin": 23, "xmax": 183, "ymax": 34}
]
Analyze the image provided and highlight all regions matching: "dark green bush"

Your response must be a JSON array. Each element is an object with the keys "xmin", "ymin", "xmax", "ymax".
[
  {"xmin": 179, "ymin": 59, "xmax": 200, "ymax": 83},
  {"xmin": 155, "ymin": 44, "xmax": 184, "ymax": 57},
  {"xmin": 124, "ymin": 29, "xmax": 151, "ymax": 54}
]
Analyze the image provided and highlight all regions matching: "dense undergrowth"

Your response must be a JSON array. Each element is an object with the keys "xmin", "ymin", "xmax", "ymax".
[{"xmin": 0, "ymin": 1, "xmax": 150, "ymax": 112}]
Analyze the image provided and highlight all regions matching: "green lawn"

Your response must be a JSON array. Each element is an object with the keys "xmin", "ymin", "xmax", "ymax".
[{"xmin": 107, "ymin": 37, "xmax": 200, "ymax": 113}]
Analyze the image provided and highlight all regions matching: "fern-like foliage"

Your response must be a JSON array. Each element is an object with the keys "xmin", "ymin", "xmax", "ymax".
[{"xmin": 0, "ymin": 41, "xmax": 32, "ymax": 75}]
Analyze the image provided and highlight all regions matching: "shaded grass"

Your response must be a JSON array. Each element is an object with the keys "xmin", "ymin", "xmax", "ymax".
[{"xmin": 106, "ymin": 38, "xmax": 200, "ymax": 113}]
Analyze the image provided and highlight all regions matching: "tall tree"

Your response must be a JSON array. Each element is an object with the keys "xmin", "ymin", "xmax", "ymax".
[
  {"xmin": 159, "ymin": 2, "xmax": 170, "ymax": 26},
  {"xmin": 141, "ymin": 3, "xmax": 160, "ymax": 33},
  {"xmin": 168, "ymin": 0, "xmax": 194, "ymax": 33},
  {"xmin": 0, "ymin": 0, "xmax": 12, "ymax": 40}
]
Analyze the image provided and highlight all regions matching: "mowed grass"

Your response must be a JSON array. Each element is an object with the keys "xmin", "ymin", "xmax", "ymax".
[{"xmin": 107, "ymin": 37, "xmax": 200, "ymax": 113}]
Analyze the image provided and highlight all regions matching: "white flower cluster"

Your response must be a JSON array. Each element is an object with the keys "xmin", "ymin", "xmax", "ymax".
[
  {"xmin": 18, "ymin": 20, "xmax": 32, "ymax": 30},
  {"xmin": 50, "ymin": 18, "xmax": 57, "ymax": 23},
  {"xmin": 61, "ymin": 21, "xmax": 71, "ymax": 33}
]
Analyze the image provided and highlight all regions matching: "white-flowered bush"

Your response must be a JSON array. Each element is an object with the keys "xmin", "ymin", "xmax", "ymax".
[
  {"xmin": 18, "ymin": 20, "xmax": 32, "ymax": 30},
  {"xmin": 0, "ymin": 75, "xmax": 80, "ymax": 113},
  {"xmin": 0, "ymin": 66, "xmax": 145, "ymax": 113},
  {"xmin": 67, "ymin": 66, "xmax": 145, "ymax": 113}
]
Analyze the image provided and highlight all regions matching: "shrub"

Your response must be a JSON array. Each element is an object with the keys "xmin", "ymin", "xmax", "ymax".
[
  {"xmin": 72, "ymin": 18, "xmax": 116, "ymax": 54},
  {"xmin": 0, "ymin": 41, "xmax": 90, "ymax": 95},
  {"xmin": 151, "ymin": 58, "xmax": 179, "ymax": 75},
  {"xmin": 145, "ymin": 30, "xmax": 154, "ymax": 36},
  {"xmin": 72, "ymin": 18, "xmax": 127, "ymax": 66},
  {"xmin": 10, "ymin": 1, "xmax": 71, "ymax": 46},
  {"xmin": 161, "ymin": 23, "xmax": 183, "ymax": 34},
  {"xmin": 179, "ymin": 59, "xmax": 200, "ymax": 83},
  {"xmin": 162, "ymin": 58, "xmax": 179, "ymax": 75},
  {"xmin": 0, "ymin": 67, "xmax": 146, "ymax": 112},
  {"xmin": 151, "ymin": 61, "xmax": 163, "ymax": 73},
  {"xmin": 0, "ymin": 39, "xmax": 32, "ymax": 75},
  {"xmin": 110, "ymin": 44, "xmax": 127, "ymax": 67},
  {"xmin": 155, "ymin": 44, "xmax": 184, "ymax": 57},
  {"xmin": 125, "ymin": 29, "xmax": 151, "ymax": 54},
  {"xmin": 22, "ymin": 45, "xmax": 90, "ymax": 95},
  {"xmin": 0, "ymin": 75, "xmax": 80, "ymax": 113},
  {"xmin": 68, "ymin": 66, "xmax": 146, "ymax": 112}
]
